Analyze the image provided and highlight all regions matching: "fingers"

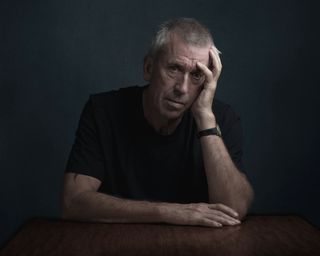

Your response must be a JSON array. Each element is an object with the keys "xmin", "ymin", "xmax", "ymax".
[
  {"xmin": 191, "ymin": 203, "xmax": 241, "ymax": 228},
  {"xmin": 196, "ymin": 61, "xmax": 213, "ymax": 83},
  {"xmin": 200, "ymin": 219, "xmax": 223, "ymax": 228},
  {"xmin": 204, "ymin": 211, "xmax": 241, "ymax": 226},
  {"xmin": 196, "ymin": 203, "xmax": 241, "ymax": 227},
  {"xmin": 203, "ymin": 205, "xmax": 241, "ymax": 226},
  {"xmin": 166, "ymin": 203, "xmax": 241, "ymax": 229},
  {"xmin": 208, "ymin": 203, "xmax": 239, "ymax": 219},
  {"xmin": 210, "ymin": 46, "xmax": 222, "ymax": 72},
  {"xmin": 196, "ymin": 46, "xmax": 222, "ymax": 84}
]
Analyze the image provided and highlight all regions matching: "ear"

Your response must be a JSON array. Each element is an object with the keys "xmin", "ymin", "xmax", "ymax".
[{"xmin": 143, "ymin": 56, "xmax": 154, "ymax": 81}]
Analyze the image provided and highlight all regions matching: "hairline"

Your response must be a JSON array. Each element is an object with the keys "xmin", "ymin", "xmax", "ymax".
[{"xmin": 147, "ymin": 18, "xmax": 218, "ymax": 60}]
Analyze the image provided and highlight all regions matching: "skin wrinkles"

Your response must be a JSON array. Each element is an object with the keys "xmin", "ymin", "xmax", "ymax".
[
  {"xmin": 143, "ymin": 33, "xmax": 212, "ymax": 135},
  {"xmin": 62, "ymin": 21, "xmax": 253, "ymax": 228},
  {"xmin": 165, "ymin": 58, "xmax": 206, "ymax": 88}
]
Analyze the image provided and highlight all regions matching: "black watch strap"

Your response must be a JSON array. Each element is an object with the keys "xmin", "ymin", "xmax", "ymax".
[{"xmin": 197, "ymin": 126, "xmax": 222, "ymax": 139}]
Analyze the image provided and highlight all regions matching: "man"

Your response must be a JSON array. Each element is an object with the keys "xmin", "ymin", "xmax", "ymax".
[{"xmin": 62, "ymin": 18, "xmax": 254, "ymax": 228}]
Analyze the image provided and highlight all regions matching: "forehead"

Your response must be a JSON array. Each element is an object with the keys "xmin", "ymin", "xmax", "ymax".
[{"xmin": 161, "ymin": 34, "xmax": 210, "ymax": 67}]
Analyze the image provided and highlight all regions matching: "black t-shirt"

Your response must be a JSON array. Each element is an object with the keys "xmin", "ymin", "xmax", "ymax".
[{"xmin": 66, "ymin": 85, "xmax": 244, "ymax": 203}]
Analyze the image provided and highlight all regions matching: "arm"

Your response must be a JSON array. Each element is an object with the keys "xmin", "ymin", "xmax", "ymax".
[
  {"xmin": 198, "ymin": 129, "xmax": 254, "ymax": 219},
  {"xmin": 64, "ymin": 91, "xmax": 242, "ymax": 227},
  {"xmin": 192, "ymin": 47, "xmax": 254, "ymax": 220},
  {"xmin": 62, "ymin": 172, "xmax": 241, "ymax": 227},
  {"xmin": 62, "ymin": 173, "xmax": 162, "ymax": 223}
]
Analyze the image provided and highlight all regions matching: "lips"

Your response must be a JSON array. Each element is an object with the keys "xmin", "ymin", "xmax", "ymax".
[
  {"xmin": 166, "ymin": 98, "xmax": 185, "ymax": 106},
  {"xmin": 165, "ymin": 98, "xmax": 186, "ymax": 109}
]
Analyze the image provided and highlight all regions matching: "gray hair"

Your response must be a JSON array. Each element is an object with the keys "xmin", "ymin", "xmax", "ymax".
[{"xmin": 147, "ymin": 18, "xmax": 219, "ymax": 58}]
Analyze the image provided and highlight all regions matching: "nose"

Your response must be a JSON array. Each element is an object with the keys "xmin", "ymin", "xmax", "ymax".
[{"xmin": 174, "ymin": 73, "xmax": 189, "ymax": 96}]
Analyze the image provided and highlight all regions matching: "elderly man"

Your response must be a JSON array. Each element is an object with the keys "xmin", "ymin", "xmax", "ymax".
[{"xmin": 62, "ymin": 18, "xmax": 254, "ymax": 227}]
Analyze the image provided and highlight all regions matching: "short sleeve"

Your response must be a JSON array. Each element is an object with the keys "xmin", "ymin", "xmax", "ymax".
[
  {"xmin": 65, "ymin": 97, "xmax": 105, "ymax": 181},
  {"xmin": 220, "ymin": 106, "xmax": 245, "ymax": 173}
]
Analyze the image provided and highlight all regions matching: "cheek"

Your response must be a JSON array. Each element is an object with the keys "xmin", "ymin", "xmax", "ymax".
[
  {"xmin": 191, "ymin": 85, "xmax": 203, "ymax": 99},
  {"xmin": 153, "ymin": 72, "xmax": 176, "ymax": 95},
  {"xmin": 159, "ymin": 70, "xmax": 175, "ymax": 86},
  {"xmin": 150, "ymin": 75, "xmax": 171, "ymax": 101},
  {"xmin": 151, "ymin": 69, "xmax": 168, "ymax": 86}
]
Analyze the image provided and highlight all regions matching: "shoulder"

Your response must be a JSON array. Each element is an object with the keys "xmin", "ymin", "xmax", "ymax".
[
  {"xmin": 83, "ymin": 85, "xmax": 144, "ymax": 116},
  {"xmin": 89, "ymin": 85, "xmax": 143, "ymax": 107}
]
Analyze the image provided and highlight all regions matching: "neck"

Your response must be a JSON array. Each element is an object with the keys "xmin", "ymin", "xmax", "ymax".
[{"xmin": 142, "ymin": 88, "xmax": 182, "ymax": 135}]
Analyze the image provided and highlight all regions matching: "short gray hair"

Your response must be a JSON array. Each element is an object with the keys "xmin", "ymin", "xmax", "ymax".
[{"xmin": 147, "ymin": 18, "xmax": 218, "ymax": 58}]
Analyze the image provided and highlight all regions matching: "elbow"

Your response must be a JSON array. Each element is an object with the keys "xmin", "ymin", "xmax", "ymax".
[
  {"xmin": 61, "ymin": 199, "xmax": 71, "ymax": 220},
  {"xmin": 61, "ymin": 203, "xmax": 72, "ymax": 220},
  {"xmin": 61, "ymin": 191, "xmax": 76, "ymax": 220},
  {"xmin": 208, "ymin": 184, "xmax": 254, "ymax": 221},
  {"xmin": 237, "ymin": 186, "xmax": 255, "ymax": 220},
  {"xmin": 237, "ymin": 208, "xmax": 249, "ymax": 221},
  {"xmin": 61, "ymin": 190, "xmax": 93, "ymax": 221}
]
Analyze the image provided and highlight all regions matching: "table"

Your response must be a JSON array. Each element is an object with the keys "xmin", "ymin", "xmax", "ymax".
[{"xmin": 1, "ymin": 216, "xmax": 320, "ymax": 255}]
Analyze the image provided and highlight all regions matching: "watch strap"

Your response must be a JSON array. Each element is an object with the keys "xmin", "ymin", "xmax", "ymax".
[{"xmin": 197, "ymin": 126, "xmax": 222, "ymax": 139}]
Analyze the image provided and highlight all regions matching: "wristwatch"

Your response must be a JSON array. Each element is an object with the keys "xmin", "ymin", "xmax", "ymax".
[{"xmin": 197, "ymin": 125, "xmax": 222, "ymax": 139}]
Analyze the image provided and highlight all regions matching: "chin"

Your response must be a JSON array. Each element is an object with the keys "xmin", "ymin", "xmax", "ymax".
[{"xmin": 161, "ymin": 108, "xmax": 185, "ymax": 121}]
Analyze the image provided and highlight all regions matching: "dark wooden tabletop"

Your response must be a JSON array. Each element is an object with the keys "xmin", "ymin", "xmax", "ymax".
[{"xmin": 1, "ymin": 215, "xmax": 320, "ymax": 256}]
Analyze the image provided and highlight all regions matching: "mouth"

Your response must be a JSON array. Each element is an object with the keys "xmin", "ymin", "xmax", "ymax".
[
  {"xmin": 165, "ymin": 98, "xmax": 185, "ymax": 109},
  {"xmin": 166, "ymin": 98, "xmax": 185, "ymax": 105}
]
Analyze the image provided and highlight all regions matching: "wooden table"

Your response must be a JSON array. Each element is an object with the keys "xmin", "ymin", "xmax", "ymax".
[{"xmin": 1, "ymin": 216, "xmax": 320, "ymax": 255}]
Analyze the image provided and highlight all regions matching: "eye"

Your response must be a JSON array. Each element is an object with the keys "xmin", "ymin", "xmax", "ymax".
[
  {"xmin": 168, "ymin": 65, "xmax": 179, "ymax": 72},
  {"xmin": 190, "ymin": 71, "xmax": 204, "ymax": 81}
]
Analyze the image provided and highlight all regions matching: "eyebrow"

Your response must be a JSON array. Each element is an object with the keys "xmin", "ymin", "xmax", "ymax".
[{"xmin": 167, "ymin": 60, "xmax": 200, "ymax": 72}]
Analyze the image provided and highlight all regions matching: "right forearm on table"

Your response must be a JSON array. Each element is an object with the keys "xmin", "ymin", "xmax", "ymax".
[
  {"xmin": 62, "ymin": 191, "xmax": 242, "ymax": 227},
  {"xmin": 62, "ymin": 191, "xmax": 168, "ymax": 223}
]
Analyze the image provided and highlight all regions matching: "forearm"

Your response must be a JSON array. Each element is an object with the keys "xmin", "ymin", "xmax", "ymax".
[
  {"xmin": 62, "ymin": 172, "xmax": 243, "ymax": 227},
  {"xmin": 194, "ymin": 113, "xmax": 253, "ymax": 219},
  {"xmin": 62, "ymin": 191, "xmax": 165, "ymax": 223},
  {"xmin": 62, "ymin": 191, "xmax": 242, "ymax": 227},
  {"xmin": 200, "ymin": 135, "xmax": 254, "ymax": 219}
]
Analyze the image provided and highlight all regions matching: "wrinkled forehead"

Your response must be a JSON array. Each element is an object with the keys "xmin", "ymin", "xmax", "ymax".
[{"xmin": 160, "ymin": 35, "xmax": 211, "ymax": 68}]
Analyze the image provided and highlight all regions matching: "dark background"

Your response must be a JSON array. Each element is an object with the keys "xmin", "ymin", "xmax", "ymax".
[{"xmin": 1, "ymin": 0, "xmax": 319, "ymax": 247}]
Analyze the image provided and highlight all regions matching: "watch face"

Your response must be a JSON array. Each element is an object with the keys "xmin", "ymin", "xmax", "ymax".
[{"xmin": 217, "ymin": 125, "xmax": 222, "ymax": 137}]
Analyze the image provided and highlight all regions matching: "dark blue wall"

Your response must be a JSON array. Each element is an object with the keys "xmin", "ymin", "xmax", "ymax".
[{"xmin": 1, "ymin": 0, "xmax": 319, "ymax": 246}]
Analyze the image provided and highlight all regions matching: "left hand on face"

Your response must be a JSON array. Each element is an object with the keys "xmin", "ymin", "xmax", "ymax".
[{"xmin": 191, "ymin": 46, "xmax": 222, "ymax": 125}]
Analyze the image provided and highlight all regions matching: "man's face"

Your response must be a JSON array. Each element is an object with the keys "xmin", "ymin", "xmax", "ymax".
[{"xmin": 144, "ymin": 34, "xmax": 211, "ymax": 121}]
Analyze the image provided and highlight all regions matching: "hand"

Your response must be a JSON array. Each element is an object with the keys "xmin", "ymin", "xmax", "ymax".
[
  {"xmin": 159, "ymin": 202, "xmax": 240, "ymax": 228},
  {"xmin": 191, "ymin": 46, "xmax": 222, "ymax": 129}
]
